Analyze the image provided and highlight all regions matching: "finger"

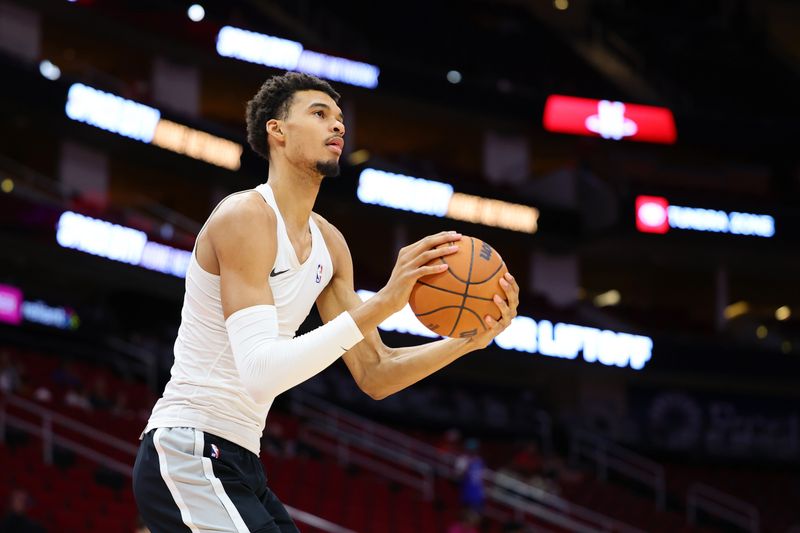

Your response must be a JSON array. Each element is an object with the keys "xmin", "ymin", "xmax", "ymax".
[
  {"xmin": 505, "ymin": 271, "xmax": 519, "ymax": 294},
  {"xmin": 484, "ymin": 314, "xmax": 504, "ymax": 330},
  {"xmin": 493, "ymin": 294, "xmax": 512, "ymax": 323},
  {"xmin": 500, "ymin": 273, "xmax": 520, "ymax": 311},
  {"xmin": 411, "ymin": 244, "xmax": 459, "ymax": 267},
  {"xmin": 498, "ymin": 278, "xmax": 514, "ymax": 302},
  {"xmin": 411, "ymin": 231, "xmax": 462, "ymax": 255},
  {"xmin": 416, "ymin": 263, "xmax": 449, "ymax": 278}
]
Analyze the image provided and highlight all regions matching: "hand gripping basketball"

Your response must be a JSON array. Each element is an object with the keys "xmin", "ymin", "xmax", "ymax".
[
  {"xmin": 462, "ymin": 270, "xmax": 519, "ymax": 350},
  {"xmin": 409, "ymin": 236, "xmax": 517, "ymax": 339},
  {"xmin": 378, "ymin": 231, "xmax": 463, "ymax": 315}
]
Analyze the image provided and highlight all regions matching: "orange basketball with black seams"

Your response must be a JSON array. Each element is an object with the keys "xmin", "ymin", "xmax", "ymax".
[{"xmin": 409, "ymin": 236, "xmax": 508, "ymax": 338}]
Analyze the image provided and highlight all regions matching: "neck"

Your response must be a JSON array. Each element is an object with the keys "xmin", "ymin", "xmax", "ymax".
[{"xmin": 266, "ymin": 158, "xmax": 322, "ymax": 232}]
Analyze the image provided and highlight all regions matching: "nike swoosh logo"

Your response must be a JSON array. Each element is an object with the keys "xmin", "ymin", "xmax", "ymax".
[{"xmin": 270, "ymin": 268, "xmax": 290, "ymax": 277}]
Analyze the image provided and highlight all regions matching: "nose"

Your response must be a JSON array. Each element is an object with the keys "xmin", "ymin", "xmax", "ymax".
[{"xmin": 333, "ymin": 119, "xmax": 345, "ymax": 136}]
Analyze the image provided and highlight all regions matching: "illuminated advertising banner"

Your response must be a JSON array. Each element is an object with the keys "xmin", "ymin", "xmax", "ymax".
[
  {"xmin": 0, "ymin": 284, "xmax": 23, "ymax": 325},
  {"xmin": 357, "ymin": 290, "xmax": 653, "ymax": 370},
  {"xmin": 56, "ymin": 211, "xmax": 192, "ymax": 277},
  {"xmin": 22, "ymin": 301, "xmax": 80, "ymax": 330},
  {"xmin": 636, "ymin": 195, "xmax": 775, "ymax": 238},
  {"xmin": 0, "ymin": 284, "xmax": 80, "ymax": 330},
  {"xmin": 66, "ymin": 84, "xmax": 243, "ymax": 170},
  {"xmin": 543, "ymin": 95, "xmax": 677, "ymax": 144},
  {"xmin": 216, "ymin": 26, "xmax": 380, "ymax": 89},
  {"xmin": 357, "ymin": 169, "xmax": 539, "ymax": 233}
]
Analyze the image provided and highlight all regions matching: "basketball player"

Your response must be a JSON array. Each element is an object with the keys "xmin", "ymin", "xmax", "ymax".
[{"xmin": 132, "ymin": 71, "xmax": 520, "ymax": 532}]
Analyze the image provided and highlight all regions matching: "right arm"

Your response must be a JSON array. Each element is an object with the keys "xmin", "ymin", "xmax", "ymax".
[{"xmin": 212, "ymin": 195, "xmax": 362, "ymax": 403}]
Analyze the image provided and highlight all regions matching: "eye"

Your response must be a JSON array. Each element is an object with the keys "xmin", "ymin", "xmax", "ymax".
[{"xmin": 313, "ymin": 110, "xmax": 325, "ymax": 118}]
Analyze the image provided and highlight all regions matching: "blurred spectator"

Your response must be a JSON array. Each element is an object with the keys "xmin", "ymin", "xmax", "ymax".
[
  {"xmin": 33, "ymin": 385, "xmax": 52, "ymax": 402},
  {"xmin": 455, "ymin": 438, "xmax": 486, "ymax": 513},
  {"xmin": 64, "ymin": 385, "xmax": 92, "ymax": 410},
  {"xmin": 0, "ymin": 351, "xmax": 21, "ymax": 394},
  {"xmin": 446, "ymin": 508, "xmax": 481, "ymax": 533},
  {"xmin": 0, "ymin": 489, "xmax": 46, "ymax": 533}
]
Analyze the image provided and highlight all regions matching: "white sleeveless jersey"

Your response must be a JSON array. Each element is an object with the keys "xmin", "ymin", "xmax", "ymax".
[{"xmin": 143, "ymin": 183, "xmax": 334, "ymax": 455}]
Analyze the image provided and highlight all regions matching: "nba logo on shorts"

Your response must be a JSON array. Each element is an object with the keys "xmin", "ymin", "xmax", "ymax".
[
  {"xmin": 315, "ymin": 264, "xmax": 323, "ymax": 283},
  {"xmin": 211, "ymin": 444, "xmax": 220, "ymax": 459}
]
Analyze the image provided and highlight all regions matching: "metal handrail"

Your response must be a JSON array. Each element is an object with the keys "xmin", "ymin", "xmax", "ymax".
[
  {"xmin": 305, "ymin": 420, "xmax": 433, "ymax": 473},
  {"xmin": 290, "ymin": 392, "xmax": 639, "ymax": 532},
  {"xmin": 5, "ymin": 414, "xmax": 134, "ymax": 476},
  {"xmin": 4, "ymin": 395, "xmax": 139, "ymax": 455},
  {"xmin": 570, "ymin": 427, "xmax": 666, "ymax": 510},
  {"xmin": 283, "ymin": 505, "xmax": 358, "ymax": 533},
  {"xmin": 687, "ymin": 482, "xmax": 760, "ymax": 533},
  {"xmin": 486, "ymin": 486, "xmax": 599, "ymax": 533},
  {"xmin": 292, "ymin": 391, "xmax": 448, "ymax": 457},
  {"xmin": 301, "ymin": 430, "xmax": 433, "ymax": 500},
  {"xmin": 301, "ymin": 420, "xmax": 434, "ymax": 499},
  {"xmin": 490, "ymin": 470, "xmax": 646, "ymax": 533},
  {"xmin": 1, "ymin": 394, "xmax": 354, "ymax": 533},
  {"xmin": 292, "ymin": 391, "xmax": 554, "ymax": 467},
  {"xmin": 292, "ymin": 391, "xmax": 554, "ymax": 480}
]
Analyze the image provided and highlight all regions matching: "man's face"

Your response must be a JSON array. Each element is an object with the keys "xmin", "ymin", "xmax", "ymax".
[{"xmin": 278, "ymin": 90, "xmax": 345, "ymax": 177}]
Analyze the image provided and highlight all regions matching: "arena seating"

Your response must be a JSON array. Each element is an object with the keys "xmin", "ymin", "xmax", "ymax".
[
  {"xmin": 0, "ymin": 345, "xmax": 564, "ymax": 531},
  {"xmin": 3, "ymin": 346, "xmax": 512, "ymax": 532},
  {"xmin": 3, "ymin": 343, "xmax": 787, "ymax": 533}
]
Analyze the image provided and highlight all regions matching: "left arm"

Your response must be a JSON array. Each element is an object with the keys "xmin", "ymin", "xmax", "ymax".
[{"xmin": 314, "ymin": 216, "xmax": 519, "ymax": 400}]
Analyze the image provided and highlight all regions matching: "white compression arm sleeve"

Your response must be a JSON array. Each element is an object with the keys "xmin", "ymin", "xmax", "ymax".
[{"xmin": 225, "ymin": 305, "xmax": 364, "ymax": 403}]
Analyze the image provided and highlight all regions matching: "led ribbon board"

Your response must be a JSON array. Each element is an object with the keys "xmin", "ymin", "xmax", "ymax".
[
  {"xmin": 22, "ymin": 300, "xmax": 80, "ymax": 330},
  {"xmin": 0, "ymin": 284, "xmax": 23, "ymax": 325},
  {"xmin": 636, "ymin": 195, "xmax": 775, "ymax": 238},
  {"xmin": 357, "ymin": 290, "xmax": 653, "ymax": 370},
  {"xmin": 66, "ymin": 83, "xmax": 243, "ymax": 170},
  {"xmin": 357, "ymin": 168, "xmax": 539, "ymax": 233},
  {"xmin": 543, "ymin": 95, "xmax": 677, "ymax": 144},
  {"xmin": 56, "ymin": 211, "xmax": 192, "ymax": 278},
  {"xmin": 0, "ymin": 284, "xmax": 80, "ymax": 330},
  {"xmin": 216, "ymin": 26, "xmax": 380, "ymax": 89}
]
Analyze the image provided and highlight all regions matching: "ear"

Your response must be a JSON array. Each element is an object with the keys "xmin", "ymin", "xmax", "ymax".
[{"xmin": 266, "ymin": 119, "xmax": 284, "ymax": 142}]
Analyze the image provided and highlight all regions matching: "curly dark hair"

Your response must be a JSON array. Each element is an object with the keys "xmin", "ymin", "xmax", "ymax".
[{"xmin": 245, "ymin": 71, "xmax": 341, "ymax": 161}]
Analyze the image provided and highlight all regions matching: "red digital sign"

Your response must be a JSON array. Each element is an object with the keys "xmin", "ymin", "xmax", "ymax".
[
  {"xmin": 636, "ymin": 196, "xmax": 670, "ymax": 234},
  {"xmin": 634, "ymin": 195, "xmax": 775, "ymax": 238},
  {"xmin": 543, "ymin": 95, "xmax": 677, "ymax": 144}
]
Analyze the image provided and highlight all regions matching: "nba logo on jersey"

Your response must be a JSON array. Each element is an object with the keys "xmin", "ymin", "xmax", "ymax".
[
  {"xmin": 211, "ymin": 444, "xmax": 220, "ymax": 459},
  {"xmin": 315, "ymin": 264, "xmax": 323, "ymax": 283}
]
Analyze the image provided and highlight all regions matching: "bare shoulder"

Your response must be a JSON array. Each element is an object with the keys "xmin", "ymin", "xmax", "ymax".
[
  {"xmin": 209, "ymin": 191, "xmax": 276, "ymax": 240},
  {"xmin": 206, "ymin": 191, "xmax": 278, "ymax": 261}
]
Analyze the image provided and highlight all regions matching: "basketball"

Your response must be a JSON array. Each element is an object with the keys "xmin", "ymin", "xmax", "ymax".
[{"xmin": 409, "ymin": 236, "xmax": 509, "ymax": 338}]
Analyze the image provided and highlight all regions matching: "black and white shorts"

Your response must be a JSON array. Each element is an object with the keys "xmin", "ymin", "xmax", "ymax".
[{"xmin": 133, "ymin": 427, "xmax": 299, "ymax": 533}]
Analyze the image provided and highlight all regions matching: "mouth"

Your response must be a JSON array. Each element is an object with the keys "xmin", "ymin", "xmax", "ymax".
[{"xmin": 326, "ymin": 137, "xmax": 344, "ymax": 155}]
